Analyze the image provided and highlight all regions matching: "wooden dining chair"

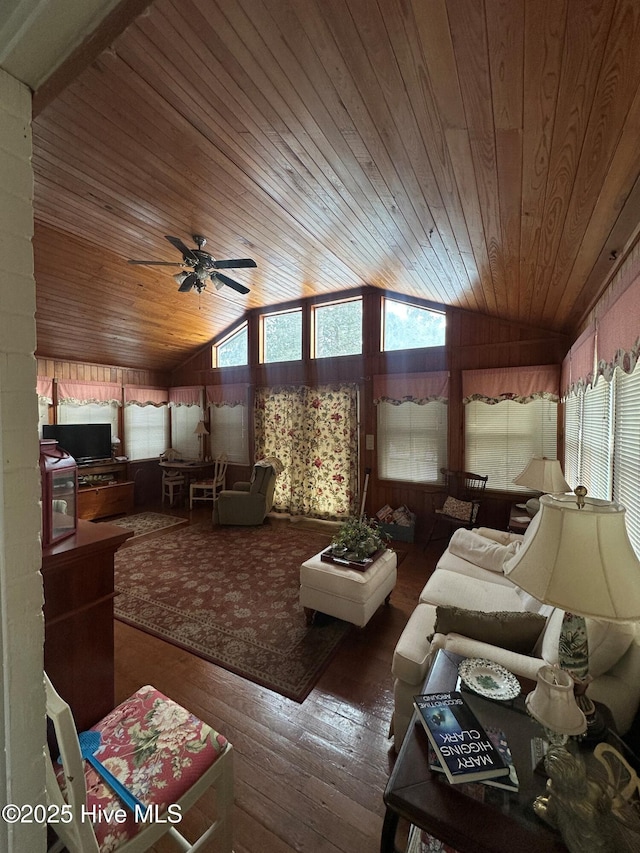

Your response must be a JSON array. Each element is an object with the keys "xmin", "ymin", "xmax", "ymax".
[
  {"xmin": 189, "ymin": 454, "xmax": 228, "ymax": 509},
  {"xmin": 44, "ymin": 673, "xmax": 234, "ymax": 853}
]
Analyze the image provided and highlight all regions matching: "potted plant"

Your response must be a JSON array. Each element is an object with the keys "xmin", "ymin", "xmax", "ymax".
[{"xmin": 330, "ymin": 516, "xmax": 390, "ymax": 562}]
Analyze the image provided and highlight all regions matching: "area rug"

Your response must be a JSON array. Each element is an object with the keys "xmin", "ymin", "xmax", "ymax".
[
  {"xmin": 114, "ymin": 522, "xmax": 350, "ymax": 702},
  {"xmin": 109, "ymin": 512, "xmax": 188, "ymax": 541}
]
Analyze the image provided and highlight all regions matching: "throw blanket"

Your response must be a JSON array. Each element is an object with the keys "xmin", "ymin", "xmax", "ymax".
[{"xmin": 448, "ymin": 528, "xmax": 521, "ymax": 573}]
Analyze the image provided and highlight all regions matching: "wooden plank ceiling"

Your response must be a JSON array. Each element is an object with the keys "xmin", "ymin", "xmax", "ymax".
[{"xmin": 31, "ymin": 0, "xmax": 640, "ymax": 373}]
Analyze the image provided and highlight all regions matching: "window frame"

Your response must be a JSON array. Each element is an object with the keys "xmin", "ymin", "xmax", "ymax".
[
  {"xmin": 213, "ymin": 321, "xmax": 249, "ymax": 368},
  {"xmin": 259, "ymin": 307, "xmax": 303, "ymax": 364},
  {"xmin": 381, "ymin": 296, "xmax": 446, "ymax": 352},
  {"xmin": 310, "ymin": 296, "xmax": 363, "ymax": 359}
]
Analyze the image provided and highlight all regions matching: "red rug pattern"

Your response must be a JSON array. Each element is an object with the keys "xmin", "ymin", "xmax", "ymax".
[{"xmin": 114, "ymin": 522, "xmax": 350, "ymax": 701}]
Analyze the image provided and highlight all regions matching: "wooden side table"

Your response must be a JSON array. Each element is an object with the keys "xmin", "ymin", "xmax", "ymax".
[
  {"xmin": 509, "ymin": 504, "xmax": 532, "ymax": 533},
  {"xmin": 382, "ymin": 650, "xmax": 567, "ymax": 853}
]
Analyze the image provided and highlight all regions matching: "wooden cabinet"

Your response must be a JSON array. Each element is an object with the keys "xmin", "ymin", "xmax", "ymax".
[
  {"xmin": 42, "ymin": 519, "xmax": 133, "ymax": 730},
  {"xmin": 77, "ymin": 460, "xmax": 135, "ymax": 520}
]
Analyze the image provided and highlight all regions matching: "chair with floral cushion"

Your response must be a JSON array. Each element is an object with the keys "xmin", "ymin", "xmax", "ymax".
[
  {"xmin": 426, "ymin": 468, "xmax": 488, "ymax": 544},
  {"xmin": 44, "ymin": 673, "xmax": 234, "ymax": 853}
]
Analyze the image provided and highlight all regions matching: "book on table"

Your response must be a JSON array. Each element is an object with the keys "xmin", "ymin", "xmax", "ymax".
[
  {"xmin": 427, "ymin": 726, "xmax": 519, "ymax": 792},
  {"xmin": 413, "ymin": 691, "xmax": 510, "ymax": 785}
]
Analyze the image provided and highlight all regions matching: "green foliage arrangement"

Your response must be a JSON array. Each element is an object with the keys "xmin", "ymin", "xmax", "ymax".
[{"xmin": 330, "ymin": 516, "xmax": 390, "ymax": 561}]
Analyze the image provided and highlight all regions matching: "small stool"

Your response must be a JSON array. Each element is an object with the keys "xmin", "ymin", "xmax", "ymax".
[{"xmin": 300, "ymin": 548, "xmax": 397, "ymax": 628}]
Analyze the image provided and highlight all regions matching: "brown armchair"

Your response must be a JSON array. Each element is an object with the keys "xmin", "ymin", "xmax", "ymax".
[{"xmin": 213, "ymin": 461, "xmax": 279, "ymax": 526}]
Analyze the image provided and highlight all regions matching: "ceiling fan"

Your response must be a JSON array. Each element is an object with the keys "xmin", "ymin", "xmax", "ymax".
[{"xmin": 128, "ymin": 235, "xmax": 256, "ymax": 294}]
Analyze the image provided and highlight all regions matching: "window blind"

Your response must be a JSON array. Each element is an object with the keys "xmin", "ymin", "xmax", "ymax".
[
  {"xmin": 613, "ymin": 363, "xmax": 640, "ymax": 555},
  {"xmin": 465, "ymin": 399, "xmax": 557, "ymax": 492},
  {"xmin": 563, "ymin": 393, "xmax": 582, "ymax": 490},
  {"xmin": 58, "ymin": 401, "xmax": 119, "ymax": 435},
  {"xmin": 170, "ymin": 406, "xmax": 201, "ymax": 458},
  {"xmin": 209, "ymin": 404, "xmax": 249, "ymax": 464},
  {"xmin": 580, "ymin": 376, "xmax": 612, "ymax": 500},
  {"xmin": 377, "ymin": 400, "xmax": 447, "ymax": 483},
  {"xmin": 124, "ymin": 405, "xmax": 169, "ymax": 460}
]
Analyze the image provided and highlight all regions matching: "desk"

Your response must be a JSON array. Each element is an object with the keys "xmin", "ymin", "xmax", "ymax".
[{"xmin": 382, "ymin": 650, "xmax": 566, "ymax": 853}]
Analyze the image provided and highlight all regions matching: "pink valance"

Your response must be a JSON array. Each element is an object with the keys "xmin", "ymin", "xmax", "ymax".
[
  {"xmin": 462, "ymin": 365, "xmax": 560, "ymax": 404},
  {"xmin": 168, "ymin": 386, "xmax": 202, "ymax": 407},
  {"xmin": 124, "ymin": 386, "xmax": 169, "ymax": 406},
  {"xmin": 596, "ymin": 267, "xmax": 640, "ymax": 378},
  {"xmin": 57, "ymin": 380, "xmax": 122, "ymax": 405},
  {"xmin": 373, "ymin": 371, "xmax": 449, "ymax": 404},
  {"xmin": 36, "ymin": 377, "xmax": 53, "ymax": 404},
  {"xmin": 206, "ymin": 384, "xmax": 249, "ymax": 407},
  {"xmin": 561, "ymin": 324, "xmax": 595, "ymax": 397}
]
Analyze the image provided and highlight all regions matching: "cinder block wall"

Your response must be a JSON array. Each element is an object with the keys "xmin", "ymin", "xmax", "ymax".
[{"xmin": 0, "ymin": 67, "xmax": 45, "ymax": 852}]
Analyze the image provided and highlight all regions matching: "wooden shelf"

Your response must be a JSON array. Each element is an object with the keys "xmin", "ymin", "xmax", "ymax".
[{"xmin": 77, "ymin": 460, "xmax": 134, "ymax": 520}]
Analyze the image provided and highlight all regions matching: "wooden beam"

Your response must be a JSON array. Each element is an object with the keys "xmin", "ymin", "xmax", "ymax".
[{"xmin": 32, "ymin": 0, "xmax": 155, "ymax": 116}]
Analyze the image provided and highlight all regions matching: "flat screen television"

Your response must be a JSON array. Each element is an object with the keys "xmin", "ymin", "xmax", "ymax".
[{"xmin": 42, "ymin": 423, "xmax": 112, "ymax": 465}]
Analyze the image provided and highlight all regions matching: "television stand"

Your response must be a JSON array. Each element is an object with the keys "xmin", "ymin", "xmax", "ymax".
[{"xmin": 77, "ymin": 460, "xmax": 134, "ymax": 520}]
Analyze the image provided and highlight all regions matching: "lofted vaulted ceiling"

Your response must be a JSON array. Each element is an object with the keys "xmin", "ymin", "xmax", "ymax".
[{"xmin": 14, "ymin": 0, "xmax": 640, "ymax": 372}]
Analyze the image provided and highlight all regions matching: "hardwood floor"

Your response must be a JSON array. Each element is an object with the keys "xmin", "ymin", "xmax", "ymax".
[{"xmin": 113, "ymin": 507, "xmax": 444, "ymax": 852}]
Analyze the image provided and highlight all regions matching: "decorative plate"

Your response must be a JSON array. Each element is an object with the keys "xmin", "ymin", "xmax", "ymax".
[{"xmin": 458, "ymin": 658, "xmax": 521, "ymax": 701}]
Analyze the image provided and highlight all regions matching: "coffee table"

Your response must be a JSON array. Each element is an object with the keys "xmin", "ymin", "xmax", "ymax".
[{"xmin": 381, "ymin": 649, "xmax": 567, "ymax": 853}]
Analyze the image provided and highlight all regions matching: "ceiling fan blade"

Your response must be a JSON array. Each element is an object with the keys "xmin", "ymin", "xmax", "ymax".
[
  {"xmin": 165, "ymin": 235, "xmax": 199, "ymax": 263},
  {"xmin": 212, "ymin": 258, "xmax": 257, "ymax": 270},
  {"xmin": 128, "ymin": 260, "xmax": 184, "ymax": 266},
  {"xmin": 178, "ymin": 272, "xmax": 198, "ymax": 292},
  {"xmin": 214, "ymin": 271, "xmax": 250, "ymax": 295}
]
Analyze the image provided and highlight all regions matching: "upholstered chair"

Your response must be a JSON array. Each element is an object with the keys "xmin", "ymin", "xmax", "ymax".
[{"xmin": 213, "ymin": 461, "xmax": 278, "ymax": 526}]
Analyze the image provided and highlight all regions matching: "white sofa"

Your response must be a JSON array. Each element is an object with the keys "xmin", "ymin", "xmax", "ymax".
[{"xmin": 390, "ymin": 522, "xmax": 640, "ymax": 747}]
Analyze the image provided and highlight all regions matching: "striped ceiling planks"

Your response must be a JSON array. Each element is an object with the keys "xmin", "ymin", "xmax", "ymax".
[{"xmin": 23, "ymin": 0, "xmax": 640, "ymax": 371}]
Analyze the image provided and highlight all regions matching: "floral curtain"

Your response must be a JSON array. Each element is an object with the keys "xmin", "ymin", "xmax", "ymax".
[{"xmin": 254, "ymin": 383, "xmax": 359, "ymax": 520}]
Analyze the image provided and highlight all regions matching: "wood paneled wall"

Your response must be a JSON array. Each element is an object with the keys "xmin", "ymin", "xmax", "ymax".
[
  {"xmin": 36, "ymin": 356, "xmax": 169, "ymax": 387},
  {"xmin": 171, "ymin": 291, "xmax": 569, "ymax": 539}
]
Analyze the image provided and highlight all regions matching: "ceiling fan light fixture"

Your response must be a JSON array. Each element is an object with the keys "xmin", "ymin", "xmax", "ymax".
[{"xmin": 173, "ymin": 271, "xmax": 188, "ymax": 285}]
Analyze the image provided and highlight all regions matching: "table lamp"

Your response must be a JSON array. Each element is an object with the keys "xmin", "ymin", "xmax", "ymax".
[
  {"xmin": 527, "ymin": 664, "xmax": 587, "ymax": 746},
  {"xmin": 505, "ymin": 490, "xmax": 640, "ymax": 737},
  {"xmin": 513, "ymin": 456, "xmax": 570, "ymax": 516},
  {"xmin": 194, "ymin": 420, "xmax": 209, "ymax": 460}
]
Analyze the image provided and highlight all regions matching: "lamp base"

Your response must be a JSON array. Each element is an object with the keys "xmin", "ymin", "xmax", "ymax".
[{"xmin": 581, "ymin": 706, "xmax": 608, "ymax": 743}]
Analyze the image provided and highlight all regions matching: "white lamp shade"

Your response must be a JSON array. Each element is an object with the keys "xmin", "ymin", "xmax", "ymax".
[
  {"xmin": 194, "ymin": 421, "xmax": 209, "ymax": 436},
  {"xmin": 513, "ymin": 457, "xmax": 570, "ymax": 493},
  {"xmin": 526, "ymin": 665, "xmax": 586, "ymax": 736},
  {"xmin": 505, "ymin": 493, "xmax": 640, "ymax": 621}
]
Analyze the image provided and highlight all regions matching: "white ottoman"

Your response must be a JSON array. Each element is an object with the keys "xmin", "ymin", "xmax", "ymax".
[{"xmin": 300, "ymin": 548, "xmax": 397, "ymax": 628}]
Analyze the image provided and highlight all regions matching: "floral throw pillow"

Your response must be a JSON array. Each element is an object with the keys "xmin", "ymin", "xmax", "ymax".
[{"xmin": 440, "ymin": 496, "xmax": 478, "ymax": 522}]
